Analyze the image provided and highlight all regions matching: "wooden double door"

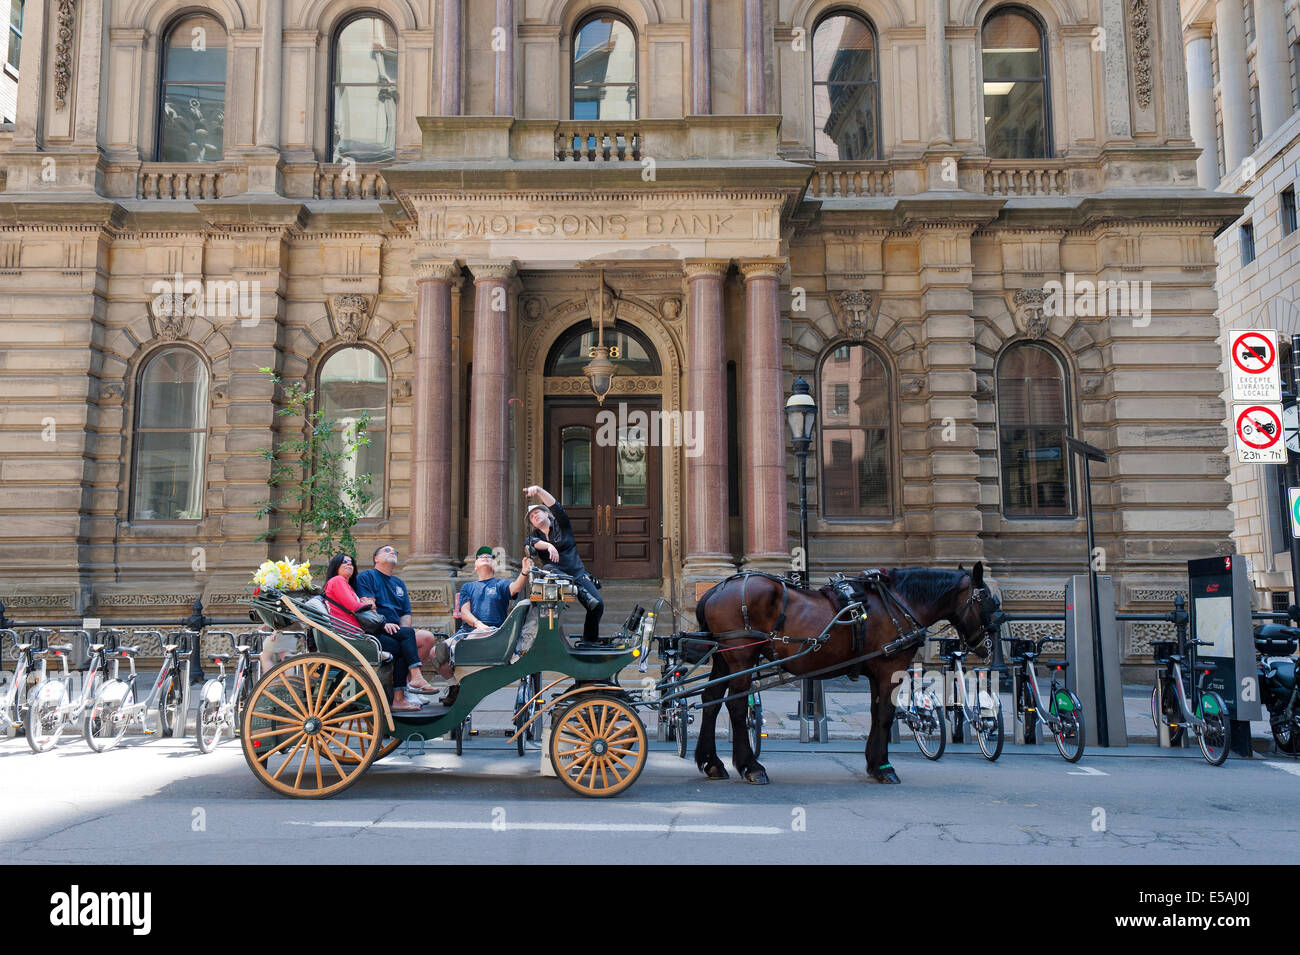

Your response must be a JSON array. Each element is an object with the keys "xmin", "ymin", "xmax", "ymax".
[{"xmin": 545, "ymin": 400, "xmax": 662, "ymax": 579}]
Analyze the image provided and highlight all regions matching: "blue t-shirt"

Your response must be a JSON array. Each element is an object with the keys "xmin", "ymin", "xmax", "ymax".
[
  {"xmin": 355, "ymin": 569, "xmax": 412, "ymax": 625},
  {"xmin": 457, "ymin": 577, "xmax": 514, "ymax": 633}
]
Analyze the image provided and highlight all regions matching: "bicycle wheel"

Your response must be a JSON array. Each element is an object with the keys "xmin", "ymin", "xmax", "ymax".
[
  {"xmin": 159, "ymin": 672, "xmax": 184, "ymax": 738},
  {"xmin": 913, "ymin": 693, "xmax": 946, "ymax": 760},
  {"xmin": 1272, "ymin": 718, "xmax": 1300, "ymax": 755},
  {"xmin": 975, "ymin": 686, "xmax": 1004, "ymax": 761},
  {"xmin": 746, "ymin": 694, "xmax": 763, "ymax": 759},
  {"xmin": 1196, "ymin": 691, "xmax": 1229, "ymax": 766},
  {"xmin": 83, "ymin": 679, "xmax": 134, "ymax": 752},
  {"xmin": 1051, "ymin": 689, "xmax": 1086, "ymax": 763},
  {"xmin": 674, "ymin": 707, "xmax": 688, "ymax": 760},
  {"xmin": 25, "ymin": 679, "xmax": 67, "ymax": 753},
  {"xmin": 1150, "ymin": 681, "xmax": 1185, "ymax": 746},
  {"xmin": 195, "ymin": 679, "xmax": 227, "ymax": 754}
]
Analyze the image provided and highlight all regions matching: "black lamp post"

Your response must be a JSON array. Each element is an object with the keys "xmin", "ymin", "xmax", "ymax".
[{"xmin": 785, "ymin": 378, "xmax": 817, "ymax": 587}]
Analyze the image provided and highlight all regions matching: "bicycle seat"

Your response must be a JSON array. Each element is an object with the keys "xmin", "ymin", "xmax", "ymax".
[
  {"xmin": 162, "ymin": 643, "xmax": 180, "ymax": 653},
  {"xmin": 210, "ymin": 653, "xmax": 232, "ymax": 663},
  {"xmin": 1197, "ymin": 661, "xmax": 1218, "ymax": 672},
  {"xmin": 15, "ymin": 643, "xmax": 32, "ymax": 651},
  {"xmin": 46, "ymin": 643, "xmax": 72, "ymax": 653},
  {"xmin": 116, "ymin": 646, "xmax": 140, "ymax": 656}
]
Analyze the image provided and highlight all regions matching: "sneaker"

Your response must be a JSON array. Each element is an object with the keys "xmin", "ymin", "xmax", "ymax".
[{"xmin": 440, "ymin": 685, "xmax": 460, "ymax": 707}]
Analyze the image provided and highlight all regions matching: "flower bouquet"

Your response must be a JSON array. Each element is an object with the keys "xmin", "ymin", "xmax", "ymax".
[{"xmin": 249, "ymin": 557, "xmax": 318, "ymax": 630}]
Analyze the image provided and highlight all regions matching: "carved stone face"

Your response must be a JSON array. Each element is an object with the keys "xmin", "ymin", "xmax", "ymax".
[
  {"xmin": 1012, "ymin": 288, "xmax": 1049, "ymax": 339},
  {"xmin": 660, "ymin": 297, "xmax": 681, "ymax": 320},
  {"xmin": 831, "ymin": 289, "xmax": 873, "ymax": 339}
]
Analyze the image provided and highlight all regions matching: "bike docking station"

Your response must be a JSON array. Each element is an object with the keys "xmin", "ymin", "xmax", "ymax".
[{"xmin": 1184, "ymin": 556, "xmax": 1262, "ymax": 757}]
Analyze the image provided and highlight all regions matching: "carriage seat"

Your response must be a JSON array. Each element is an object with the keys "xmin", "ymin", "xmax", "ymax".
[{"xmin": 452, "ymin": 599, "xmax": 533, "ymax": 667}]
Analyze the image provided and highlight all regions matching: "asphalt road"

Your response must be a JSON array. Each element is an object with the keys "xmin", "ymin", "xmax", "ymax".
[{"xmin": 3, "ymin": 735, "xmax": 1298, "ymax": 865}]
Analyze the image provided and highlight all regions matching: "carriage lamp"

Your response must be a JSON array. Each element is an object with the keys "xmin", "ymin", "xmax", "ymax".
[
  {"xmin": 785, "ymin": 378, "xmax": 818, "ymax": 588},
  {"xmin": 584, "ymin": 265, "xmax": 618, "ymax": 405}
]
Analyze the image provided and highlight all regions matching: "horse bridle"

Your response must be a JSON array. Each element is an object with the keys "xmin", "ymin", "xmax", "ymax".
[{"xmin": 951, "ymin": 585, "xmax": 1003, "ymax": 652}]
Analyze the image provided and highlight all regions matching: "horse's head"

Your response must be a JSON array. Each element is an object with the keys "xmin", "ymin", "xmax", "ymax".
[{"xmin": 948, "ymin": 561, "xmax": 1003, "ymax": 658}]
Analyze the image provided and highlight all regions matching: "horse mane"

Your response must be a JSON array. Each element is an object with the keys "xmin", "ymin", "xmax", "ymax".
[{"xmin": 885, "ymin": 568, "xmax": 967, "ymax": 608}]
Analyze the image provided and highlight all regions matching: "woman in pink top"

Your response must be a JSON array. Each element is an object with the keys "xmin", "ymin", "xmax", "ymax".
[{"xmin": 323, "ymin": 553, "xmax": 438, "ymax": 710}]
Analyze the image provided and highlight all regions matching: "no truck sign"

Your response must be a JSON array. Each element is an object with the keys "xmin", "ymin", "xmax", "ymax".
[
  {"xmin": 1234, "ymin": 403, "xmax": 1287, "ymax": 463},
  {"xmin": 1229, "ymin": 329, "xmax": 1282, "ymax": 402}
]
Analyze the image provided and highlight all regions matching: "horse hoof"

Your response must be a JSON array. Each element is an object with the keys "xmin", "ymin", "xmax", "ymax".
[
  {"xmin": 868, "ymin": 767, "xmax": 901, "ymax": 784},
  {"xmin": 743, "ymin": 768, "xmax": 769, "ymax": 785},
  {"xmin": 700, "ymin": 763, "xmax": 729, "ymax": 780}
]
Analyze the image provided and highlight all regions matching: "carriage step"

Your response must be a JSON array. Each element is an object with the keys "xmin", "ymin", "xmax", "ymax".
[{"xmin": 392, "ymin": 704, "xmax": 454, "ymax": 721}]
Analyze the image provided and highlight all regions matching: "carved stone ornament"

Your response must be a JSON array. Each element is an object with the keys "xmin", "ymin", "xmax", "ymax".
[
  {"xmin": 659, "ymin": 296, "xmax": 682, "ymax": 321},
  {"xmin": 829, "ymin": 289, "xmax": 873, "ymax": 340},
  {"xmin": 55, "ymin": 1, "xmax": 77, "ymax": 111},
  {"xmin": 393, "ymin": 378, "xmax": 413, "ymax": 399},
  {"xmin": 1012, "ymin": 288, "xmax": 1050, "ymax": 339},
  {"xmin": 521, "ymin": 296, "xmax": 545, "ymax": 322},
  {"xmin": 148, "ymin": 284, "xmax": 199, "ymax": 342},
  {"xmin": 1130, "ymin": 0, "xmax": 1152, "ymax": 111},
  {"xmin": 327, "ymin": 294, "xmax": 374, "ymax": 343},
  {"xmin": 98, "ymin": 382, "xmax": 125, "ymax": 405}
]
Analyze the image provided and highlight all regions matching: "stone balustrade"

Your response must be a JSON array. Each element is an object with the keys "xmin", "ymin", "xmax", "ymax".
[
  {"xmin": 983, "ymin": 162, "xmax": 1072, "ymax": 196},
  {"xmin": 314, "ymin": 164, "xmax": 392, "ymax": 199},
  {"xmin": 805, "ymin": 162, "xmax": 894, "ymax": 198},
  {"xmin": 553, "ymin": 122, "xmax": 643, "ymax": 162},
  {"xmin": 136, "ymin": 164, "xmax": 233, "ymax": 199}
]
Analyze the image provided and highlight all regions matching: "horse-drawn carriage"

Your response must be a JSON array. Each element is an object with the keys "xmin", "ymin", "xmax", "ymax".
[{"xmin": 242, "ymin": 562, "xmax": 1004, "ymax": 797}]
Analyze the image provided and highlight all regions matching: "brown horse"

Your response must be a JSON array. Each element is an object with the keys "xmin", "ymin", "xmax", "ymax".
[{"xmin": 692, "ymin": 563, "xmax": 1001, "ymax": 784}]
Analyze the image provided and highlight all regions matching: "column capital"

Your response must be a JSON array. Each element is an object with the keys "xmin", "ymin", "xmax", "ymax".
[
  {"xmin": 413, "ymin": 259, "xmax": 462, "ymax": 283},
  {"xmin": 468, "ymin": 259, "xmax": 518, "ymax": 282},
  {"xmin": 737, "ymin": 257, "xmax": 787, "ymax": 281},
  {"xmin": 1183, "ymin": 21, "xmax": 1213, "ymax": 43},
  {"xmin": 683, "ymin": 258, "xmax": 731, "ymax": 280}
]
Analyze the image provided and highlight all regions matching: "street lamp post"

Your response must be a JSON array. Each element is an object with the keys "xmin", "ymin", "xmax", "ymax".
[{"xmin": 785, "ymin": 377, "xmax": 817, "ymax": 588}]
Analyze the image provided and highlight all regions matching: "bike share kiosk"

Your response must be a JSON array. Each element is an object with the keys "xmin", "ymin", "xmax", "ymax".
[
  {"xmin": 1186, "ymin": 556, "xmax": 1261, "ymax": 756},
  {"xmin": 1064, "ymin": 574, "xmax": 1127, "ymax": 747}
]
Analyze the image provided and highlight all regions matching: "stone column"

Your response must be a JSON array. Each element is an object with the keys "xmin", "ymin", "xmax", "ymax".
[
  {"xmin": 494, "ymin": 0, "xmax": 515, "ymax": 116},
  {"xmin": 927, "ymin": 0, "xmax": 952, "ymax": 146},
  {"xmin": 738, "ymin": 259, "xmax": 789, "ymax": 570},
  {"xmin": 1216, "ymin": 0, "xmax": 1252, "ymax": 171},
  {"xmin": 466, "ymin": 261, "xmax": 517, "ymax": 557},
  {"xmin": 683, "ymin": 260, "xmax": 732, "ymax": 577},
  {"xmin": 1254, "ymin": 0, "xmax": 1291, "ymax": 139},
  {"xmin": 11, "ymin": 0, "xmax": 45, "ymax": 146},
  {"xmin": 1185, "ymin": 26, "xmax": 1219, "ymax": 189},
  {"xmin": 441, "ymin": 0, "xmax": 463, "ymax": 116},
  {"xmin": 1099, "ymin": 0, "xmax": 1133, "ymax": 142},
  {"xmin": 743, "ymin": 0, "xmax": 765, "ymax": 113},
  {"xmin": 691, "ymin": 0, "xmax": 712, "ymax": 115},
  {"xmin": 409, "ymin": 261, "xmax": 461, "ymax": 571},
  {"xmin": 256, "ymin": 0, "xmax": 283, "ymax": 149}
]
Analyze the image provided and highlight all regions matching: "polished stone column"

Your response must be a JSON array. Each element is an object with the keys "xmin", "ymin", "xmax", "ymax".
[
  {"xmin": 927, "ymin": 0, "xmax": 952, "ymax": 146},
  {"xmin": 1255, "ymin": 0, "xmax": 1291, "ymax": 139},
  {"xmin": 410, "ymin": 261, "xmax": 461, "ymax": 569},
  {"xmin": 739, "ymin": 259, "xmax": 789, "ymax": 570},
  {"xmin": 743, "ymin": 0, "xmax": 765, "ymax": 113},
  {"xmin": 683, "ymin": 260, "xmax": 732, "ymax": 575},
  {"xmin": 1216, "ymin": 0, "xmax": 1252, "ymax": 171},
  {"xmin": 467, "ymin": 261, "xmax": 517, "ymax": 555},
  {"xmin": 691, "ymin": 0, "xmax": 712, "ymax": 115},
  {"xmin": 494, "ymin": 0, "xmax": 515, "ymax": 116},
  {"xmin": 441, "ymin": 0, "xmax": 463, "ymax": 116},
  {"xmin": 1185, "ymin": 26, "xmax": 1219, "ymax": 189}
]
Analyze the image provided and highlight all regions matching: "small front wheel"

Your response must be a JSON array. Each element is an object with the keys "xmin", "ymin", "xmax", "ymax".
[
  {"xmin": 912, "ymin": 693, "xmax": 946, "ymax": 761},
  {"xmin": 746, "ymin": 695, "xmax": 763, "ymax": 759},
  {"xmin": 674, "ymin": 707, "xmax": 688, "ymax": 760},
  {"xmin": 551, "ymin": 693, "xmax": 647, "ymax": 797},
  {"xmin": 975, "ymin": 689, "xmax": 1004, "ymax": 762},
  {"xmin": 1196, "ymin": 692, "xmax": 1229, "ymax": 766},
  {"xmin": 1051, "ymin": 690, "xmax": 1086, "ymax": 763},
  {"xmin": 1150, "ymin": 681, "xmax": 1185, "ymax": 746},
  {"xmin": 25, "ymin": 679, "xmax": 67, "ymax": 753},
  {"xmin": 159, "ymin": 673, "xmax": 185, "ymax": 738},
  {"xmin": 195, "ymin": 692, "xmax": 225, "ymax": 754},
  {"xmin": 84, "ymin": 679, "xmax": 135, "ymax": 752}
]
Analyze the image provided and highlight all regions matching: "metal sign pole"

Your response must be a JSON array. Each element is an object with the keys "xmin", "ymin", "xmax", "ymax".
[
  {"xmin": 1067, "ymin": 437, "xmax": 1109, "ymax": 748},
  {"xmin": 1289, "ymin": 334, "xmax": 1300, "ymax": 609}
]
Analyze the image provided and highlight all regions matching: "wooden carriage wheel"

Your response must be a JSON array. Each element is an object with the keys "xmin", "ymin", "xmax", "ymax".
[
  {"xmin": 333, "ymin": 714, "xmax": 400, "ymax": 764},
  {"xmin": 240, "ymin": 655, "xmax": 383, "ymax": 798},
  {"xmin": 549, "ymin": 693, "xmax": 647, "ymax": 798}
]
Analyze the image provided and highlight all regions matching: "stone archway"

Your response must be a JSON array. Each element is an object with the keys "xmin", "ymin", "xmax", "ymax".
[{"xmin": 517, "ymin": 283, "xmax": 686, "ymax": 582}]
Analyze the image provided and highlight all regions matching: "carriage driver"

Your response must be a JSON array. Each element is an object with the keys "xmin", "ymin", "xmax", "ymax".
[{"xmin": 523, "ymin": 485, "xmax": 607, "ymax": 645}]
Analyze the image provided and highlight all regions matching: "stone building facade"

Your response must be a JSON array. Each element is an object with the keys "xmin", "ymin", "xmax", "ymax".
[
  {"xmin": 0, "ymin": 0, "xmax": 1246, "ymax": 662},
  {"xmin": 1182, "ymin": 0, "xmax": 1300, "ymax": 605}
]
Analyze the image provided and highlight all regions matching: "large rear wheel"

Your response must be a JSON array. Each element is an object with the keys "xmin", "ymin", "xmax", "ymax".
[
  {"xmin": 25, "ymin": 679, "xmax": 67, "ymax": 753},
  {"xmin": 1150, "ymin": 681, "xmax": 1185, "ymax": 746},
  {"xmin": 912, "ymin": 692, "xmax": 946, "ymax": 760},
  {"xmin": 84, "ymin": 679, "xmax": 135, "ymax": 752},
  {"xmin": 241, "ymin": 655, "xmax": 383, "ymax": 798},
  {"xmin": 550, "ymin": 693, "xmax": 647, "ymax": 797},
  {"xmin": 1196, "ymin": 692, "xmax": 1229, "ymax": 766},
  {"xmin": 975, "ymin": 684, "xmax": 1004, "ymax": 762},
  {"xmin": 1052, "ymin": 690, "xmax": 1086, "ymax": 763},
  {"xmin": 159, "ymin": 671, "xmax": 184, "ymax": 738}
]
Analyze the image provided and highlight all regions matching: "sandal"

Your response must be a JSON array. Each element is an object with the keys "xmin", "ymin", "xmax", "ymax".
[
  {"xmin": 391, "ymin": 699, "xmax": 424, "ymax": 711},
  {"xmin": 406, "ymin": 682, "xmax": 439, "ymax": 694}
]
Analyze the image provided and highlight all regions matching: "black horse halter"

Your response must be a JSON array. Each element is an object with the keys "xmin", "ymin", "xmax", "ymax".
[{"xmin": 950, "ymin": 585, "xmax": 1002, "ymax": 652}]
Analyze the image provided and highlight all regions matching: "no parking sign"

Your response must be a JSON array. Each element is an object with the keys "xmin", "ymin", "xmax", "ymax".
[
  {"xmin": 1229, "ymin": 328, "xmax": 1281, "ymax": 402},
  {"xmin": 1234, "ymin": 403, "xmax": 1287, "ymax": 463}
]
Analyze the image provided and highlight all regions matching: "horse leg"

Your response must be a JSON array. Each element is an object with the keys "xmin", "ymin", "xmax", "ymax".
[
  {"xmin": 724, "ymin": 677, "xmax": 767, "ymax": 784},
  {"xmin": 693, "ymin": 657, "xmax": 729, "ymax": 780},
  {"xmin": 866, "ymin": 671, "xmax": 901, "ymax": 784}
]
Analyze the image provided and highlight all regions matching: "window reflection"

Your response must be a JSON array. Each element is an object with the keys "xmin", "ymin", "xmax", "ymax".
[
  {"xmin": 132, "ymin": 349, "xmax": 208, "ymax": 520},
  {"xmin": 332, "ymin": 15, "xmax": 398, "ymax": 162},
  {"xmin": 158, "ymin": 15, "xmax": 226, "ymax": 162},
  {"xmin": 572, "ymin": 15, "xmax": 637, "ymax": 120},
  {"xmin": 982, "ymin": 8, "xmax": 1049, "ymax": 158},
  {"xmin": 998, "ymin": 343, "xmax": 1071, "ymax": 515},
  {"xmin": 820, "ymin": 344, "xmax": 891, "ymax": 517},
  {"xmin": 319, "ymin": 348, "xmax": 387, "ymax": 517},
  {"xmin": 812, "ymin": 14, "xmax": 878, "ymax": 160}
]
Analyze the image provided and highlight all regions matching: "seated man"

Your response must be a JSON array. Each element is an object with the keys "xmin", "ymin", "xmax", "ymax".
[
  {"xmin": 455, "ymin": 547, "xmax": 532, "ymax": 645},
  {"xmin": 355, "ymin": 544, "xmax": 455, "ymax": 698}
]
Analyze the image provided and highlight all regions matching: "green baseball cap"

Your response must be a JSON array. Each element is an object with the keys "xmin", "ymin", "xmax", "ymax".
[{"xmin": 475, "ymin": 546, "xmax": 495, "ymax": 557}]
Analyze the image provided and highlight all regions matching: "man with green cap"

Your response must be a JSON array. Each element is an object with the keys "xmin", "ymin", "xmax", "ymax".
[{"xmin": 455, "ymin": 547, "xmax": 532, "ymax": 638}]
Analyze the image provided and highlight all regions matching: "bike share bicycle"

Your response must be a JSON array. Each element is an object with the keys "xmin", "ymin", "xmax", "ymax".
[
  {"xmin": 894, "ymin": 660, "xmax": 946, "ymax": 759},
  {"xmin": 26, "ymin": 630, "xmax": 109, "ymax": 753},
  {"xmin": 1, "ymin": 628, "xmax": 53, "ymax": 739},
  {"xmin": 932, "ymin": 635, "xmax": 1004, "ymax": 760},
  {"xmin": 81, "ymin": 629, "xmax": 193, "ymax": 752},
  {"xmin": 1150, "ymin": 634, "xmax": 1230, "ymax": 766},
  {"xmin": 195, "ymin": 631, "xmax": 264, "ymax": 753},
  {"xmin": 1007, "ymin": 637, "xmax": 1086, "ymax": 763}
]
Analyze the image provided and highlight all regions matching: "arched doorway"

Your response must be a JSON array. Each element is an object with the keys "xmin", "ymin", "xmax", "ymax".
[{"xmin": 542, "ymin": 320, "xmax": 662, "ymax": 579}]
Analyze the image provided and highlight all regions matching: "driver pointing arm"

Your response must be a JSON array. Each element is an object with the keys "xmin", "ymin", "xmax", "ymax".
[{"xmin": 524, "ymin": 485, "xmax": 606, "ymax": 645}]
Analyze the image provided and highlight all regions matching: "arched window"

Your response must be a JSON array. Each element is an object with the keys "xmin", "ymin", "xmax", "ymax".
[
  {"xmin": 997, "ymin": 343, "xmax": 1071, "ymax": 516},
  {"xmin": 319, "ymin": 348, "xmax": 388, "ymax": 518},
  {"xmin": 331, "ymin": 14, "xmax": 398, "ymax": 162},
  {"xmin": 157, "ymin": 14, "xmax": 227, "ymax": 162},
  {"xmin": 545, "ymin": 320, "xmax": 660, "ymax": 377},
  {"xmin": 981, "ymin": 6, "xmax": 1050, "ymax": 159},
  {"xmin": 572, "ymin": 14, "xmax": 637, "ymax": 120},
  {"xmin": 820, "ymin": 344, "xmax": 891, "ymax": 518},
  {"xmin": 812, "ymin": 12, "xmax": 879, "ymax": 160},
  {"xmin": 131, "ymin": 348, "xmax": 208, "ymax": 520}
]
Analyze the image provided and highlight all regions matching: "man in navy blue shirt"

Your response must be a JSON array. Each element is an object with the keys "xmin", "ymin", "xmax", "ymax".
[
  {"xmin": 356, "ymin": 544, "xmax": 454, "ymax": 685},
  {"xmin": 455, "ymin": 546, "xmax": 531, "ymax": 639}
]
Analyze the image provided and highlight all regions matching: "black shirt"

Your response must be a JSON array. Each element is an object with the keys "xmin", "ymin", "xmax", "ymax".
[{"xmin": 525, "ymin": 502, "xmax": 585, "ymax": 576}]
